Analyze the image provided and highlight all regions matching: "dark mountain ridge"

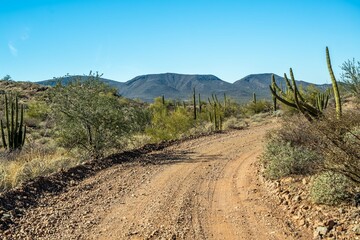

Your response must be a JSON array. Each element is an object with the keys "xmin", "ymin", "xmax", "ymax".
[{"xmin": 37, "ymin": 73, "xmax": 331, "ymax": 102}]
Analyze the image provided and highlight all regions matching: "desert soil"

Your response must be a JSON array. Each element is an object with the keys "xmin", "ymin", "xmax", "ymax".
[{"xmin": 2, "ymin": 121, "xmax": 312, "ymax": 239}]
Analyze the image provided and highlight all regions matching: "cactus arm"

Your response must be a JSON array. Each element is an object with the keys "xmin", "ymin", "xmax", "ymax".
[
  {"xmin": 289, "ymin": 68, "xmax": 306, "ymax": 102},
  {"xmin": 284, "ymin": 73, "xmax": 294, "ymax": 93},
  {"xmin": 271, "ymin": 75, "xmax": 277, "ymax": 111},
  {"xmin": 1, "ymin": 120, "xmax": 7, "ymax": 149},
  {"xmin": 269, "ymin": 85, "xmax": 297, "ymax": 108},
  {"xmin": 272, "ymin": 77, "xmax": 285, "ymax": 95},
  {"xmin": 5, "ymin": 95, "xmax": 10, "ymax": 149},
  {"xmin": 19, "ymin": 104, "xmax": 25, "ymax": 147},
  {"xmin": 11, "ymin": 101, "xmax": 14, "ymax": 150},
  {"xmin": 15, "ymin": 96, "xmax": 19, "ymax": 148},
  {"xmin": 293, "ymin": 80, "xmax": 310, "ymax": 119},
  {"xmin": 198, "ymin": 93, "xmax": 202, "ymax": 113},
  {"xmin": 326, "ymin": 46, "xmax": 342, "ymax": 118},
  {"xmin": 22, "ymin": 126, "xmax": 26, "ymax": 146},
  {"xmin": 325, "ymin": 94, "xmax": 329, "ymax": 108},
  {"xmin": 193, "ymin": 88, "xmax": 197, "ymax": 120},
  {"xmin": 214, "ymin": 94, "xmax": 222, "ymax": 108}
]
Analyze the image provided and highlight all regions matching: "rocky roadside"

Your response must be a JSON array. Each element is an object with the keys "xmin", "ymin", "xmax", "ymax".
[{"xmin": 262, "ymin": 174, "xmax": 360, "ymax": 240}]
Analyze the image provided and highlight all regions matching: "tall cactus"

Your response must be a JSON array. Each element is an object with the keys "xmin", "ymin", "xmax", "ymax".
[
  {"xmin": 271, "ymin": 75, "xmax": 277, "ymax": 112},
  {"xmin": 198, "ymin": 93, "xmax": 202, "ymax": 113},
  {"xmin": 1, "ymin": 94, "xmax": 26, "ymax": 151},
  {"xmin": 269, "ymin": 68, "xmax": 322, "ymax": 122},
  {"xmin": 193, "ymin": 87, "xmax": 197, "ymax": 120},
  {"xmin": 269, "ymin": 48, "xmax": 342, "ymax": 122},
  {"xmin": 326, "ymin": 46, "xmax": 342, "ymax": 118},
  {"xmin": 316, "ymin": 92, "xmax": 330, "ymax": 112},
  {"xmin": 253, "ymin": 92, "xmax": 257, "ymax": 104}
]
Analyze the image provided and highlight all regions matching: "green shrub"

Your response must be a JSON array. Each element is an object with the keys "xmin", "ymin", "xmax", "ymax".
[
  {"xmin": 242, "ymin": 100, "xmax": 272, "ymax": 116},
  {"xmin": 26, "ymin": 101, "xmax": 50, "ymax": 121},
  {"xmin": 222, "ymin": 117, "xmax": 248, "ymax": 130},
  {"xmin": 310, "ymin": 171, "xmax": 353, "ymax": 205},
  {"xmin": 49, "ymin": 73, "xmax": 147, "ymax": 159},
  {"xmin": 262, "ymin": 139, "xmax": 321, "ymax": 179},
  {"xmin": 146, "ymin": 100, "xmax": 194, "ymax": 141}
]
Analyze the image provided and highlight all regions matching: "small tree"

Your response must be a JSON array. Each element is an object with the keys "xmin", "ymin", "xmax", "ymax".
[
  {"xmin": 49, "ymin": 72, "xmax": 143, "ymax": 159},
  {"xmin": 340, "ymin": 58, "xmax": 360, "ymax": 98},
  {"xmin": 1, "ymin": 75, "xmax": 12, "ymax": 81}
]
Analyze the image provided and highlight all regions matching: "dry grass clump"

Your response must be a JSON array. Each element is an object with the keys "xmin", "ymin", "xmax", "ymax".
[
  {"xmin": 0, "ymin": 146, "xmax": 79, "ymax": 191},
  {"xmin": 222, "ymin": 117, "xmax": 248, "ymax": 130}
]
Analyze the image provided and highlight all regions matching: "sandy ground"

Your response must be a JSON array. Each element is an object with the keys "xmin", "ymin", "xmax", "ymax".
[{"xmin": 2, "ymin": 121, "xmax": 312, "ymax": 239}]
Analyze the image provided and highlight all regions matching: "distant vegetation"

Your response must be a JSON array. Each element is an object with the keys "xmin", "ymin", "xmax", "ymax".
[{"xmin": 0, "ymin": 71, "xmax": 274, "ymax": 191}]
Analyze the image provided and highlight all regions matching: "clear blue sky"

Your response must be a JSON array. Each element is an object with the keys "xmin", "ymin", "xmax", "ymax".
[{"xmin": 1, "ymin": 0, "xmax": 359, "ymax": 84}]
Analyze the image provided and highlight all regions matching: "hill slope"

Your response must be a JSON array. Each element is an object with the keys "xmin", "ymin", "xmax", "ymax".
[
  {"xmin": 37, "ymin": 73, "xmax": 330, "ymax": 102},
  {"xmin": 119, "ymin": 73, "xmax": 234, "ymax": 102}
]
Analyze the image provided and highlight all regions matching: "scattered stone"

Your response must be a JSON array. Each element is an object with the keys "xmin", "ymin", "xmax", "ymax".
[
  {"xmin": 292, "ymin": 195, "xmax": 301, "ymax": 202},
  {"xmin": 326, "ymin": 220, "xmax": 337, "ymax": 231},
  {"xmin": 353, "ymin": 224, "xmax": 360, "ymax": 235},
  {"xmin": 314, "ymin": 226, "xmax": 328, "ymax": 238}
]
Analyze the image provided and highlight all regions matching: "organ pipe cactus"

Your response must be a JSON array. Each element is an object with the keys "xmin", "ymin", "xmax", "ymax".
[
  {"xmin": 208, "ymin": 95, "xmax": 223, "ymax": 131},
  {"xmin": 316, "ymin": 92, "xmax": 330, "ymax": 112},
  {"xmin": 1, "ymin": 94, "xmax": 26, "ymax": 151},
  {"xmin": 269, "ymin": 70, "xmax": 322, "ymax": 122},
  {"xmin": 269, "ymin": 47, "xmax": 342, "ymax": 122}
]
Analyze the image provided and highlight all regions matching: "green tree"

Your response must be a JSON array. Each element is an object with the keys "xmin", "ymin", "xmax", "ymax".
[
  {"xmin": 49, "ymin": 73, "xmax": 145, "ymax": 158},
  {"xmin": 1, "ymin": 75, "xmax": 12, "ymax": 81},
  {"xmin": 341, "ymin": 58, "xmax": 360, "ymax": 98}
]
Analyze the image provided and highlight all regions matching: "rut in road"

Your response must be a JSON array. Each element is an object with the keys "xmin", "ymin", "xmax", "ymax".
[{"xmin": 2, "ymin": 122, "xmax": 312, "ymax": 240}]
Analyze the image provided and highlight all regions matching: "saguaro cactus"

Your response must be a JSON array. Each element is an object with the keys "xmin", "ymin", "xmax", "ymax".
[
  {"xmin": 1, "ymin": 94, "xmax": 26, "ymax": 151},
  {"xmin": 253, "ymin": 92, "xmax": 257, "ymax": 104},
  {"xmin": 326, "ymin": 46, "xmax": 342, "ymax": 118}
]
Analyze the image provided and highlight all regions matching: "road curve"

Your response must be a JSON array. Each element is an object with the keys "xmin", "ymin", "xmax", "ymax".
[{"xmin": 2, "ymin": 121, "xmax": 311, "ymax": 240}]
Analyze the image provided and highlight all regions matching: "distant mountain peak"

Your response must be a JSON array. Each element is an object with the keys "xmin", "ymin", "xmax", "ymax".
[{"xmin": 36, "ymin": 73, "xmax": 329, "ymax": 102}]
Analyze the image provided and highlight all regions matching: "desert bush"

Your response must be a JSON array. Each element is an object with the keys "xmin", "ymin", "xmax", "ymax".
[
  {"xmin": 242, "ymin": 100, "xmax": 272, "ymax": 116},
  {"xmin": 49, "ymin": 73, "xmax": 147, "ymax": 159},
  {"xmin": 222, "ymin": 117, "xmax": 248, "ymax": 130},
  {"xmin": 262, "ymin": 139, "xmax": 321, "ymax": 180},
  {"xmin": 310, "ymin": 171, "xmax": 353, "ymax": 205},
  {"xmin": 26, "ymin": 101, "xmax": 50, "ymax": 121},
  {"xmin": 309, "ymin": 110, "xmax": 360, "ymax": 184},
  {"xmin": 146, "ymin": 98, "xmax": 194, "ymax": 141},
  {"xmin": 341, "ymin": 58, "xmax": 360, "ymax": 99}
]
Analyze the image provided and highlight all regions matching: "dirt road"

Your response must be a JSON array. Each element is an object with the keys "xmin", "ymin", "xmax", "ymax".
[{"xmin": 2, "ymin": 122, "xmax": 311, "ymax": 239}]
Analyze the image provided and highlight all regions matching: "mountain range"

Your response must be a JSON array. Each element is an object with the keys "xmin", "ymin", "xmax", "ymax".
[{"xmin": 37, "ymin": 73, "xmax": 330, "ymax": 102}]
